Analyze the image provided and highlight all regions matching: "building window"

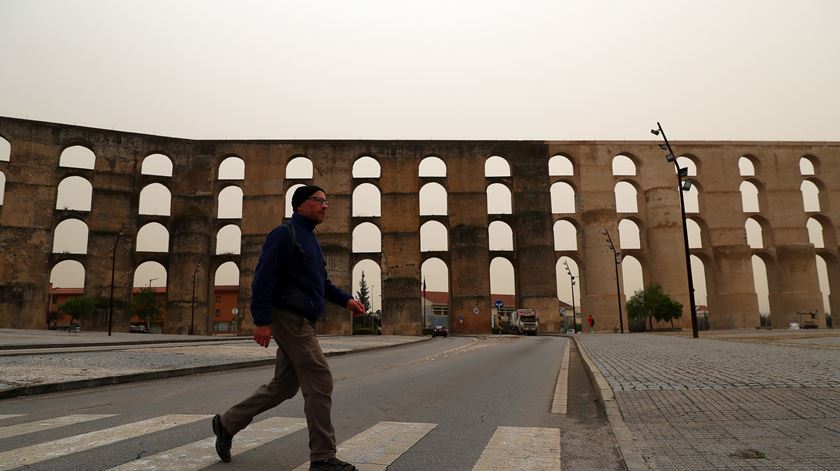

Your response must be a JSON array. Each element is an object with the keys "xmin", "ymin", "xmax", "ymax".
[
  {"xmin": 215, "ymin": 296, "xmax": 221, "ymax": 303},
  {"xmin": 215, "ymin": 309, "xmax": 221, "ymax": 317}
]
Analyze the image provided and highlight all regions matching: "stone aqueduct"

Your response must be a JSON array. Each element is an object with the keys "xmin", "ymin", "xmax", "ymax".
[{"xmin": 0, "ymin": 116, "xmax": 838, "ymax": 335}]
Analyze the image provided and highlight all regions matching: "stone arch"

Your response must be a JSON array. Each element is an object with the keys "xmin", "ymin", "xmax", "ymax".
[
  {"xmin": 50, "ymin": 260, "xmax": 85, "ymax": 288},
  {"xmin": 418, "ymin": 156, "xmax": 446, "ymax": 177},
  {"xmin": 553, "ymin": 220, "xmax": 578, "ymax": 251},
  {"xmin": 52, "ymin": 218, "xmax": 88, "ymax": 254},
  {"xmin": 487, "ymin": 183, "xmax": 512, "ymax": 215},
  {"xmin": 489, "ymin": 220, "xmax": 514, "ymax": 251},
  {"xmin": 141, "ymin": 153, "xmax": 173, "ymax": 177},
  {"xmin": 352, "ymin": 183, "xmax": 381, "ymax": 217},
  {"xmin": 0, "ymin": 136, "xmax": 9, "ymax": 161},
  {"xmin": 621, "ymin": 255, "xmax": 644, "ymax": 299},
  {"xmin": 800, "ymin": 155, "xmax": 818, "ymax": 176},
  {"xmin": 551, "ymin": 181, "xmax": 576, "ymax": 214},
  {"xmin": 352, "ymin": 156, "xmax": 381, "ymax": 178},
  {"xmin": 815, "ymin": 254, "xmax": 831, "ymax": 315},
  {"xmin": 218, "ymin": 186, "xmax": 243, "ymax": 219},
  {"xmin": 618, "ymin": 218, "xmax": 641, "ymax": 249},
  {"xmin": 136, "ymin": 222, "xmax": 169, "ymax": 252},
  {"xmin": 485, "ymin": 155, "xmax": 511, "ymax": 177},
  {"xmin": 684, "ymin": 180, "xmax": 700, "ymax": 214},
  {"xmin": 419, "ymin": 182, "xmax": 447, "ymax": 215},
  {"xmin": 214, "ymin": 261, "xmax": 240, "ymax": 286},
  {"xmin": 614, "ymin": 181, "xmax": 638, "ymax": 213},
  {"xmin": 219, "ymin": 156, "xmax": 245, "ymax": 180},
  {"xmin": 800, "ymin": 179, "xmax": 821, "ymax": 213},
  {"xmin": 352, "ymin": 222, "xmax": 382, "ymax": 253},
  {"xmin": 751, "ymin": 254, "xmax": 771, "ymax": 316},
  {"xmin": 690, "ymin": 254, "xmax": 709, "ymax": 306},
  {"xmin": 739, "ymin": 180, "xmax": 760, "ymax": 213},
  {"xmin": 548, "ymin": 154, "xmax": 574, "ymax": 176},
  {"xmin": 490, "ymin": 256, "xmax": 515, "ymax": 295},
  {"xmin": 807, "ymin": 217, "xmax": 824, "ymax": 248},
  {"xmin": 286, "ymin": 156, "xmax": 313, "ymax": 179},
  {"xmin": 0, "ymin": 170, "xmax": 5, "ymax": 205},
  {"xmin": 421, "ymin": 257, "xmax": 450, "ymax": 293},
  {"xmin": 139, "ymin": 183, "xmax": 171, "ymax": 216},
  {"xmin": 555, "ymin": 256, "xmax": 581, "ymax": 308},
  {"xmin": 56, "ymin": 176, "xmax": 93, "ymax": 211},
  {"xmin": 353, "ymin": 259, "xmax": 383, "ymax": 313},
  {"xmin": 739, "ymin": 155, "xmax": 758, "ymax": 177},
  {"xmin": 687, "ymin": 218, "xmax": 702, "ymax": 249},
  {"xmin": 59, "ymin": 145, "xmax": 95, "ymax": 170},
  {"xmin": 810, "ymin": 214, "xmax": 837, "ymax": 248},
  {"xmin": 676, "ymin": 155, "xmax": 698, "ymax": 176},
  {"xmin": 421, "ymin": 220, "xmax": 448, "ymax": 252},
  {"xmin": 745, "ymin": 217, "xmax": 764, "ymax": 249},
  {"xmin": 216, "ymin": 224, "xmax": 241, "ymax": 255},
  {"xmin": 285, "ymin": 183, "xmax": 305, "ymax": 218},
  {"xmin": 133, "ymin": 261, "xmax": 167, "ymax": 288},
  {"xmin": 612, "ymin": 154, "xmax": 637, "ymax": 176}
]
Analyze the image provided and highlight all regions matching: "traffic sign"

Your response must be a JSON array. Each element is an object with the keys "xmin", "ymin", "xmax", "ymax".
[
  {"xmin": 473, "ymin": 307, "xmax": 479, "ymax": 315},
  {"xmin": 495, "ymin": 300, "xmax": 504, "ymax": 310}
]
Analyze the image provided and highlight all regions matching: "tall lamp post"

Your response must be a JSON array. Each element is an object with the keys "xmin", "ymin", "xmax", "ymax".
[
  {"xmin": 190, "ymin": 263, "xmax": 201, "ymax": 335},
  {"xmin": 562, "ymin": 259, "xmax": 578, "ymax": 332},
  {"xmin": 107, "ymin": 223, "xmax": 126, "ymax": 336},
  {"xmin": 602, "ymin": 229, "xmax": 624, "ymax": 334},
  {"xmin": 651, "ymin": 122, "xmax": 699, "ymax": 338}
]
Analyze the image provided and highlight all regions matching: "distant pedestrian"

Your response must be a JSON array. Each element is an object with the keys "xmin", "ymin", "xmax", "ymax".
[
  {"xmin": 587, "ymin": 314, "xmax": 595, "ymax": 333},
  {"xmin": 212, "ymin": 185, "xmax": 365, "ymax": 471}
]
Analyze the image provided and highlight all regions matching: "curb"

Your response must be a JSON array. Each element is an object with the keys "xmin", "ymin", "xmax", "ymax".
[
  {"xmin": 0, "ymin": 336, "xmax": 250, "ymax": 351},
  {"xmin": 570, "ymin": 336, "xmax": 649, "ymax": 471},
  {"xmin": 0, "ymin": 337, "xmax": 431, "ymax": 400}
]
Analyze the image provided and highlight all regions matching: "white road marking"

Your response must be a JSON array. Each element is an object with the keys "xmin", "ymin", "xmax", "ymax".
[
  {"xmin": 0, "ymin": 414, "xmax": 25, "ymax": 421},
  {"xmin": 551, "ymin": 339, "xmax": 571, "ymax": 414},
  {"xmin": 291, "ymin": 421, "xmax": 437, "ymax": 471},
  {"xmin": 0, "ymin": 414, "xmax": 116, "ymax": 439},
  {"xmin": 0, "ymin": 414, "xmax": 209, "ymax": 471},
  {"xmin": 109, "ymin": 416, "xmax": 307, "ymax": 470},
  {"xmin": 472, "ymin": 426, "xmax": 562, "ymax": 470}
]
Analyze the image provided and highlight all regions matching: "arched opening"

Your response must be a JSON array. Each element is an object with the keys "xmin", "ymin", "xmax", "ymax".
[
  {"xmin": 214, "ymin": 261, "xmax": 240, "ymax": 286},
  {"xmin": 219, "ymin": 156, "xmax": 245, "ymax": 180},
  {"xmin": 352, "ymin": 156, "xmax": 381, "ymax": 178},
  {"xmin": 690, "ymin": 255, "xmax": 708, "ymax": 306},
  {"xmin": 614, "ymin": 181, "xmax": 638, "ymax": 213},
  {"xmin": 618, "ymin": 219, "xmax": 641, "ymax": 249},
  {"xmin": 489, "ymin": 220, "xmax": 514, "ymax": 251},
  {"xmin": 216, "ymin": 224, "xmax": 242, "ymax": 255},
  {"xmin": 799, "ymin": 156, "xmax": 816, "ymax": 176},
  {"xmin": 421, "ymin": 257, "xmax": 450, "ymax": 327},
  {"xmin": 420, "ymin": 221, "xmax": 448, "ymax": 252},
  {"xmin": 487, "ymin": 183, "xmax": 512, "ymax": 215},
  {"xmin": 555, "ymin": 256, "xmax": 580, "ymax": 310},
  {"xmin": 801, "ymin": 180, "xmax": 820, "ymax": 212},
  {"xmin": 136, "ymin": 222, "xmax": 169, "ymax": 252},
  {"xmin": 139, "ymin": 183, "xmax": 171, "ymax": 216},
  {"xmin": 550, "ymin": 182, "xmax": 576, "ymax": 214},
  {"xmin": 419, "ymin": 182, "xmax": 447, "ymax": 215},
  {"xmin": 676, "ymin": 156, "xmax": 697, "ymax": 177},
  {"xmin": 56, "ymin": 176, "xmax": 93, "ymax": 211},
  {"xmin": 353, "ymin": 260, "xmax": 382, "ymax": 319},
  {"xmin": 418, "ymin": 156, "xmax": 446, "ymax": 177},
  {"xmin": 213, "ymin": 261, "xmax": 241, "ymax": 334},
  {"xmin": 816, "ymin": 255, "xmax": 831, "ymax": 316},
  {"xmin": 490, "ymin": 257, "xmax": 515, "ymax": 295},
  {"xmin": 0, "ymin": 136, "xmax": 9, "ymax": 161},
  {"xmin": 141, "ymin": 153, "xmax": 173, "ymax": 177},
  {"xmin": 807, "ymin": 218, "xmax": 824, "ymax": 248},
  {"xmin": 352, "ymin": 223, "xmax": 382, "ymax": 253},
  {"xmin": 285, "ymin": 183, "xmax": 305, "ymax": 218},
  {"xmin": 740, "ymin": 181, "xmax": 760, "ymax": 213},
  {"xmin": 133, "ymin": 261, "xmax": 167, "ymax": 288},
  {"xmin": 485, "ymin": 156, "xmax": 511, "ymax": 177},
  {"xmin": 59, "ymin": 145, "xmax": 95, "ymax": 169},
  {"xmin": 286, "ymin": 156, "xmax": 313, "ymax": 179},
  {"xmin": 739, "ymin": 156, "xmax": 756, "ymax": 177},
  {"xmin": 751, "ymin": 255, "xmax": 771, "ymax": 317},
  {"xmin": 745, "ymin": 218, "xmax": 764, "ymax": 249},
  {"xmin": 612, "ymin": 154, "xmax": 636, "ymax": 176},
  {"xmin": 621, "ymin": 255, "xmax": 644, "ymax": 299},
  {"xmin": 0, "ymin": 171, "xmax": 6, "ymax": 205},
  {"xmin": 548, "ymin": 154, "xmax": 574, "ymax": 176},
  {"xmin": 50, "ymin": 260, "xmax": 85, "ymax": 289},
  {"xmin": 352, "ymin": 183, "xmax": 381, "ymax": 217},
  {"xmin": 218, "ymin": 186, "xmax": 243, "ymax": 219},
  {"xmin": 687, "ymin": 218, "xmax": 702, "ymax": 249},
  {"xmin": 553, "ymin": 220, "xmax": 577, "ymax": 251},
  {"xmin": 52, "ymin": 219, "xmax": 88, "ymax": 254},
  {"xmin": 684, "ymin": 183, "xmax": 700, "ymax": 214}
]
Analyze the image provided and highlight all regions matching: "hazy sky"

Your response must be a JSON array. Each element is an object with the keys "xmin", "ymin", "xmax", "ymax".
[
  {"xmin": 4, "ymin": 1, "xmax": 838, "ymax": 315},
  {"xmin": 2, "ymin": 0, "xmax": 839, "ymax": 141}
]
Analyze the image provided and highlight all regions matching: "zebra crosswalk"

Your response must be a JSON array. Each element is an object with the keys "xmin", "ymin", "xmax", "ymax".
[{"xmin": 0, "ymin": 413, "xmax": 562, "ymax": 470}]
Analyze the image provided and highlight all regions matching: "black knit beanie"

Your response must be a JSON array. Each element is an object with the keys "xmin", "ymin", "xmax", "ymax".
[{"xmin": 291, "ymin": 185, "xmax": 325, "ymax": 212}]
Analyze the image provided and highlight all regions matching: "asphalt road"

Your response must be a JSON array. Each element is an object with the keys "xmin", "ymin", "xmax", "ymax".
[{"xmin": 0, "ymin": 335, "xmax": 623, "ymax": 470}]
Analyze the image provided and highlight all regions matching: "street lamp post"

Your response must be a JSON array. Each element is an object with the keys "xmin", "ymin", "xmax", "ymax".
[
  {"xmin": 602, "ymin": 229, "xmax": 624, "ymax": 334},
  {"xmin": 190, "ymin": 263, "xmax": 201, "ymax": 335},
  {"xmin": 562, "ymin": 259, "xmax": 578, "ymax": 332},
  {"xmin": 107, "ymin": 223, "xmax": 126, "ymax": 336},
  {"xmin": 651, "ymin": 122, "xmax": 699, "ymax": 338}
]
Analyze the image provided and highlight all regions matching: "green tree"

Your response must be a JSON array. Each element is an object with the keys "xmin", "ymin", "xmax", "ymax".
[
  {"xmin": 356, "ymin": 271, "xmax": 371, "ymax": 314},
  {"xmin": 57, "ymin": 295, "xmax": 98, "ymax": 325},
  {"xmin": 626, "ymin": 283, "xmax": 683, "ymax": 330},
  {"xmin": 128, "ymin": 288, "xmax": 160, "ymax": 326}
]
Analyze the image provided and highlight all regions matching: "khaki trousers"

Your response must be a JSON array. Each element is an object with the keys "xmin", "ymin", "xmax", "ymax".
[{"xmin": 221, "ymin": 309, "xmax": 336, "ymax": 461}]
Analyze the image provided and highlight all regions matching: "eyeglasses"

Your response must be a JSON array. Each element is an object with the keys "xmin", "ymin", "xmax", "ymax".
[{"xmin": 307, "ymin": 196, "xmax": 329, "ymax": 207}]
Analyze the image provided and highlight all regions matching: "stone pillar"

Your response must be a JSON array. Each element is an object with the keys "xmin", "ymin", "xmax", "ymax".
[{"xmin": 708, "ymin": 246, "xmax": 760, "ymax": 329}]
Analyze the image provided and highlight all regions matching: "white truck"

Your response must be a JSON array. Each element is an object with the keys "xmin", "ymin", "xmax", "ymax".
[{"xmin": 516, "ymin": 309, "xmax": 539, "ymax": 335}]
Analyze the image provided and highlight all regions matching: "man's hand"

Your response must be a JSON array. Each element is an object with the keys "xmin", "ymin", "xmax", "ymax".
[
  {"xmin": 253, "ymin": 325, "xmax": 272, "ymax": 348},
  {"xmin": 346, "ymin": 299, "xmax": 366, "ymax": 317}
]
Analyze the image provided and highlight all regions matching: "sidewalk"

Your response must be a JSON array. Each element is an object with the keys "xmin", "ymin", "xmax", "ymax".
[
  {"xmin": 574, "ymin": 329, "xmax": 840, "ymax": 470},
  {"xmin": 0, "ymin": 329, "xmax": 427, "ymax": 399}
]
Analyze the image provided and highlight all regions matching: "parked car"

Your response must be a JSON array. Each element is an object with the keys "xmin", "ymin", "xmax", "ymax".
[
  {"xmin": 432, "ymin": 325, "xmax": 448, "ymax": 337},
  {"xmin": 129, "ymin": 322, "xmax": 150, "ymax": 334}
]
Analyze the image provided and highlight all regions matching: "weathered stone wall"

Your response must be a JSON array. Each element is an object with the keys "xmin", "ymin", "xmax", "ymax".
[{"xmin": 0, "ymin": 117, "xmax": 838, "ymax": 334}]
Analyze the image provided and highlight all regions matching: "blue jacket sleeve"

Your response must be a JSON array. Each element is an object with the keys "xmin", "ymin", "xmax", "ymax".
[
  {"xmin": 324, "ymin": 276, "xmax": 353, "ymax": 309},
  {"xmin": 250, "ymin": 226, "xmax": 290, "ymax": 326}
]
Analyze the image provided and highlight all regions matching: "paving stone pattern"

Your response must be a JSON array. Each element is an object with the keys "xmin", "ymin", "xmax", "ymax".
[{"xmin": 578, "ymin": 334, "xmax": 840, "ymax": 470}]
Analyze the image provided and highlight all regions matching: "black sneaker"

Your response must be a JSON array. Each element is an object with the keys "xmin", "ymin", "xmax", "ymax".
[
  {"xmin": 212, "ymin": 414, "xmax": 233, "ymax": 463},
  {"xmin": 309, "ymin": 457, "xmax": 357, "ymax": 471}
]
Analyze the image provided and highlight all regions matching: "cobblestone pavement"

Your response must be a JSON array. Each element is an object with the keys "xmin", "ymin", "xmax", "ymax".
[{"xmin": 577, "ymin": 331, "xmax": 840, "ymax": 470}]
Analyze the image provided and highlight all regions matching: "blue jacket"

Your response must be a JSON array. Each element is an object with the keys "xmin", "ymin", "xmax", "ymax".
[{"xmin": 250, "ymin": 213, "xmax": 352, "ymax": 325}]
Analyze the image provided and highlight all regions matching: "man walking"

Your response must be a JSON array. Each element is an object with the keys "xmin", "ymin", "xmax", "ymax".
[{"xmin": 213, "ymin": 185, "xmax": 365, "ymax": 471}]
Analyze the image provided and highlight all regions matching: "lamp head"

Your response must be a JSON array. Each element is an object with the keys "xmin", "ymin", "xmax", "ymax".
[
  {"xmin": 651, "ymin": 129, "xmax": 660, "ymax": 136},
  {"xmin": 678, "ymin": 167, "xmax": 689, "ymax": 177},
  {"xmin": 681, "ymin": 180, "xmax": 693, "ymax": 191},
  {"xmin": 658, "ymin": 143, "xmax": 667, "ymax": 150},
  {"xmin": 666, "ymin": 154, "xmax": 676, "ymax": 162}
]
